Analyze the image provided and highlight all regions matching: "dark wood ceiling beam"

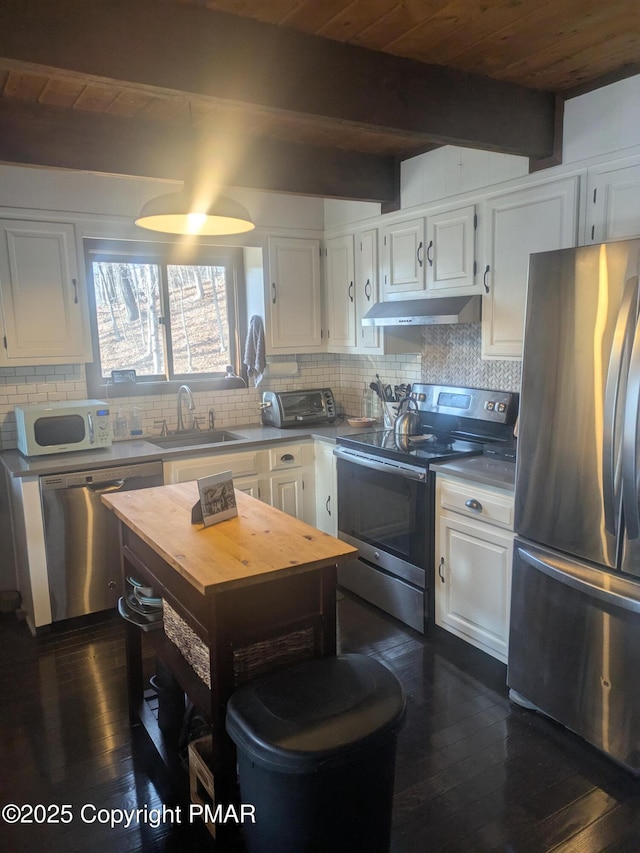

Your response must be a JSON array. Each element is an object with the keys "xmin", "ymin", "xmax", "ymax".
[
  {"xmin": 0, "ymin": 0, "xmax": 557, "ymax": 160},
  {"xmin": 0, "ymin": 99, "xmax": 399, "ymax": 204}
]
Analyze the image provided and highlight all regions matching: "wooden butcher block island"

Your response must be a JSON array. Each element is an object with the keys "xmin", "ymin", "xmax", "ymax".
[{"xmin": 102, "ymin": 481, "xmax": 357, "ymax": 817}]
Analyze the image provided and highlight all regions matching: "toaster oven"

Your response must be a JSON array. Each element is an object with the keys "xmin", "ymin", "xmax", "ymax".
[{"xmin": 260, "ymin": 389, "xmax": 337, "ymax": 428}]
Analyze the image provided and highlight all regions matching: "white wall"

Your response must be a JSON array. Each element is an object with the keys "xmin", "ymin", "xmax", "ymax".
[
  {"xmin": 400, "ymin": 146, "xmax": 529, "ymax": 210},
  {"xmin": 324, "ymin": 198, "xmax": 381, "ymax": 230},
  {"xmin": 563, "ymin": 75, "xmax": 640, "ymax": 164},
  {"xmin": 0, "ymin": 165, "xmax": 325, "ymax": 232}
]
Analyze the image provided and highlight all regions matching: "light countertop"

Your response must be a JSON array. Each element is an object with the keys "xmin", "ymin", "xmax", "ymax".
[
  {"xmin": 431, "ymin": 455, "xmax": 516, "ymax": 491},
  {"xmin": 0, "ymin": 420, "xmax": 370, "ymax": 478}
]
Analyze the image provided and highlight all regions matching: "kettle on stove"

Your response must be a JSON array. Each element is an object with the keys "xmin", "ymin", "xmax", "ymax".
[{"xmin": 394, "ymin": 397, "xmax": 421, "ymax": 439}]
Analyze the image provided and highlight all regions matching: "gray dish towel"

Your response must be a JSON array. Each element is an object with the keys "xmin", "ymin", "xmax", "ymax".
[{"xmin": 243, "ymin": 315, "xmax": 266, "ymax": 386}]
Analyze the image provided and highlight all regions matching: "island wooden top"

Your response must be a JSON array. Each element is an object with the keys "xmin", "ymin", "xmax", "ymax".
[{"xmin": 102, "ymin": 481, "xmax": 357, "ymax": 595}]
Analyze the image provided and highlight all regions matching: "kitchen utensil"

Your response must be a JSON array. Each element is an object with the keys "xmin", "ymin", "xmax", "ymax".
[
  {"xmin": 370, "ymin": 382, "xmax": 384, "ymax": 400},
  {"xmin": 394, "ymin": 398, "xmax": 421, "ymax": 438},
  {"xmin": 383, "ymin": 403, "xmax": 398, "ymax": 429}
]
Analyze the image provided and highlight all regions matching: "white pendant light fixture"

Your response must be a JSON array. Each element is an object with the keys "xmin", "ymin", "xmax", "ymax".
[{"xmin": 135, "ymin": 187, "xmax": 255, "ymax": 236}]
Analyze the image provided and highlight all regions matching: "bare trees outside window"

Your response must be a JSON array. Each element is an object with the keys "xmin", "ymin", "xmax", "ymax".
[{"xmin": 84, "ymin": 241, "xmax": 244, "ymax": 393}]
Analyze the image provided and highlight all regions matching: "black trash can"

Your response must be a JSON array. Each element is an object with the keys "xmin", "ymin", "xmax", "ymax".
[{"xmin": 225, "ymin": 653, "xmax": 406, "ymax": 853}]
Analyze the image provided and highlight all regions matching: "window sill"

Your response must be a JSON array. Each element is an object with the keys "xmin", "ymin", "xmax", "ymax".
[{"xmin": 89, "ymin": 377, "xmax": 248, "ymax": 399}]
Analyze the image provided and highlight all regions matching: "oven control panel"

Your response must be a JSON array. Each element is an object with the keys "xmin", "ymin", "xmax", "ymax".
[{"xmin": 409, "ymin": 384, "xmax": 518, "ymax": 424}]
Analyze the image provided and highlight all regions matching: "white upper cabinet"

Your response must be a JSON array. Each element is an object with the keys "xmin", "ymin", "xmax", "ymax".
[
  {"xmin": 382, "ymin": 205, "xmax": 478, "ymax": 300},
  {"xmin": 266, "ymin": 236, "xmax": 323, "ymax": 353},
  {"xmin": 324, "ymin": 226, "xmax": 421, "ymax": 355},
  {"xmin": 586, "ymin": 158, "xmax": 640, "ymax": 243},
  {"xmin": 381, "ymin": 216, "xmax": 427, "ymax": 299},
  {"xmin": 356, "ymin": 228, "xmax": 381, "ymax": 352},
  {"xmin": 425, "ymin": 204, "xmax": 478, "ymax": 296},
  {"xmin": 0, "ymin": 220, "xmax": 91, "ymax": 365},
  {"xmin": 480, "ymin": 177, "xmax": 579, "ymax": 360},
  {"xmin": 325, "ymin": 234, "xmax": 356, "ymax": 349}
]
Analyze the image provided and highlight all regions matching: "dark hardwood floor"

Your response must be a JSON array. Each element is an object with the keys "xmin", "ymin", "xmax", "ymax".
[{"xmin": 2, "ymin": 594, "xmax": 640, "ymax": 852}]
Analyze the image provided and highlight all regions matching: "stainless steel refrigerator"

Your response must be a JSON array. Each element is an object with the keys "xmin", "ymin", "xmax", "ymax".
[{"xmin": 509, "ymin": 238, "xmax": 640, "ymax": 775}]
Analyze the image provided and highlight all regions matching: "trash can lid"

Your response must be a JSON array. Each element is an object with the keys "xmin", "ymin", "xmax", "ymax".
[{"xmin": 225, "ymin": 653, "xmax": 406, "ymax": 773}]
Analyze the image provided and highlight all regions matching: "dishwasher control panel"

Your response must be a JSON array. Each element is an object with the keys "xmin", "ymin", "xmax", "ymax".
[{"xmin": 40, "ymin": 461, "xmax": 164, "ymax": 490}]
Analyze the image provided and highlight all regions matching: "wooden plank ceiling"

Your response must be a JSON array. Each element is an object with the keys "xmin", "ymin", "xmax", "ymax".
[{"xmin": 0, "ymin": 0, "xmax": 638, "ymax": 205}]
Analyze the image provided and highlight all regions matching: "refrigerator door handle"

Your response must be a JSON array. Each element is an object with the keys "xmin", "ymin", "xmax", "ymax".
[
  {"xmin": 603, "ymin": 275, "xmax": 639, "ymax": 536},
  {"xmin": 518, "ymin": 545, "xmax": 640, "ymax": 614},
  {"xmin": 622, "ymin": 275, "xmax": 640, "ymax": 540}
]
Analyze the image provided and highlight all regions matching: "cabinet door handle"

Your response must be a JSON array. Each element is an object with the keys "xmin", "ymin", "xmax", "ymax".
[
  {"xmin": 417, "ymin": 241, "xmax": 424, "ymax": 268},
  {"xmin": 325, "ymin": 495, "xmax": 331, "ymax": 516},
  {"xmin": 438, "ymin": 557, "xmax": 445, "ymax": 583},
  {"xmin": 483, "ymin": 265, "xmax": 490, "ymax": 293},
  {"xmin": 280, "ymin": 453, "xmax": 295, "ymax": 462},
  {"xmin": 348, "ymin": 281, "xmax": 354, "ymax": 302},
  {"xmin": 272, "ymin": 282, "xmax": 277, "ymax": 304},
  {"xmin": 72, "ymin": 278, "xmax": 78, "ymax": 304},
  {"xmin": 426, "ymin": 240, "xmax": 433, "ymax": 267},
  {"xmin": 364, "ymin": 278, "xmax": 372, "ymax": 300},
  {"xmin": 465, "ymin": 498, "xmax": 483, "ymax": 512}
]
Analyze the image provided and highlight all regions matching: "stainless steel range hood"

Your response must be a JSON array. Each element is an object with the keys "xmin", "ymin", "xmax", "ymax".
[{"xmin": 361, "ymin": 295, "xmax": 481, "ymax": 326}]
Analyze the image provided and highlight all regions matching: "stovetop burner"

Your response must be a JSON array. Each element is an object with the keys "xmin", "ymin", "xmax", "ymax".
[
  {"xmin": 337, "ymin": 429, "xmax": 484, "ymax": 467},
  {"xmin": 338, "ymin": 384, "xmax": 518, "ymax": 468}
]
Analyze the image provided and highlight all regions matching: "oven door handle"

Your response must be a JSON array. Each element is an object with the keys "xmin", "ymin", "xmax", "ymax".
[{"xmin": 333, "ymin": 447, "xmax": 427, "ymax": 481}]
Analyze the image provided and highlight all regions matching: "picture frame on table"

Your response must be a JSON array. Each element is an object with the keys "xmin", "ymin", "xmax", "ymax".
[{"xmin": 195, "ymin": 470, "xmax": 238, "ymax": 527}]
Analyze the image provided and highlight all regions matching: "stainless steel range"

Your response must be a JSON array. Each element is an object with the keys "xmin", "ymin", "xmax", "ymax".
[{"xmin": 335, "ymin": 384, "xmax": 518, "ymax": 633}]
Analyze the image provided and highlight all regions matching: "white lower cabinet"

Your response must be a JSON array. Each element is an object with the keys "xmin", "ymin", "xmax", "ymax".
[
  {"xmin": 162, "ymin": 450, "xmax": 268, "ymax": 502},
  {"xmin": 266, "ymin": 442, "xmax": 315, "ymax": 523},
  {"xmin": 313, "ymin": 440, "xmax": 337, "ymax": 536},
  {"xmin": 435, "ymin": 474, "xmax": 514, "ymax": 663},
  {"xmin": 162, "ymin": 442, "xmax": 315, "ymax": 524},
  {"xmin": 269, "ymin": 472, "xmax": 304, "ymax": 518}
]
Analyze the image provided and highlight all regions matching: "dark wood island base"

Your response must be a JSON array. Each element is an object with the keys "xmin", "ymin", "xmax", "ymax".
[{"xmin": 102, "ymin": 483, "xmax": 357, "ymax": 844}]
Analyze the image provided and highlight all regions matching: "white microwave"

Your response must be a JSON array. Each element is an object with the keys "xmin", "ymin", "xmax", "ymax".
[{"xmin": 14, "ymin": 400, "xmax": 112, "ymax": 457}]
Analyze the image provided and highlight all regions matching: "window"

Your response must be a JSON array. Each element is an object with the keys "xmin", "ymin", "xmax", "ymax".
[{"xmin": 84, "ymin": 239, "xmax": 246, "ymax": 395}]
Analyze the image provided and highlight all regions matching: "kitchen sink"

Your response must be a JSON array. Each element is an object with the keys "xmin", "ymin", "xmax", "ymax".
[{"xmin": 147, "ymin": 430, "xmax": 246, "ymax": 449}]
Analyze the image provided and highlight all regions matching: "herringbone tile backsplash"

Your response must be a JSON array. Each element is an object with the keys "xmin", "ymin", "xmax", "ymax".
[{"xmin": 421, "ymin": 324, "xmax": 521, "ymax": 391}]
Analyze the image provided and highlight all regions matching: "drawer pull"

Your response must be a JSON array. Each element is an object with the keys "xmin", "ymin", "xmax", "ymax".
[
  {"xmin": 280, "ymin": 453, "xmax": 295, "ymax": 462},
  {"xmin": 438, "ymin": 557, "xmax": 445, "ymax": 583},
  {"xmin": 465, "ymin": 498, "xmax": 483, "ymax": 512}
]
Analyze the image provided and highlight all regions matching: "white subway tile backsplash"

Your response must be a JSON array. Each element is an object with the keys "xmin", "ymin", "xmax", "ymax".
[{"xmin": 0, "ymin": 327, "xmax": 519, "ymax": 449}]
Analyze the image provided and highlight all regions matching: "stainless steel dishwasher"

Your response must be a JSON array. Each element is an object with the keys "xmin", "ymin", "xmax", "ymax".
[{"xmin": 41, "ymin": 460, "xmax": 164, "ymax": 622}]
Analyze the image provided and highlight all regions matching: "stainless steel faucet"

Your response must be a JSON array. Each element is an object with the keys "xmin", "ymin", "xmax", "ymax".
[{"xmin": 176, "ymin": 384, "xmax": 195, "ymax": 432}]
